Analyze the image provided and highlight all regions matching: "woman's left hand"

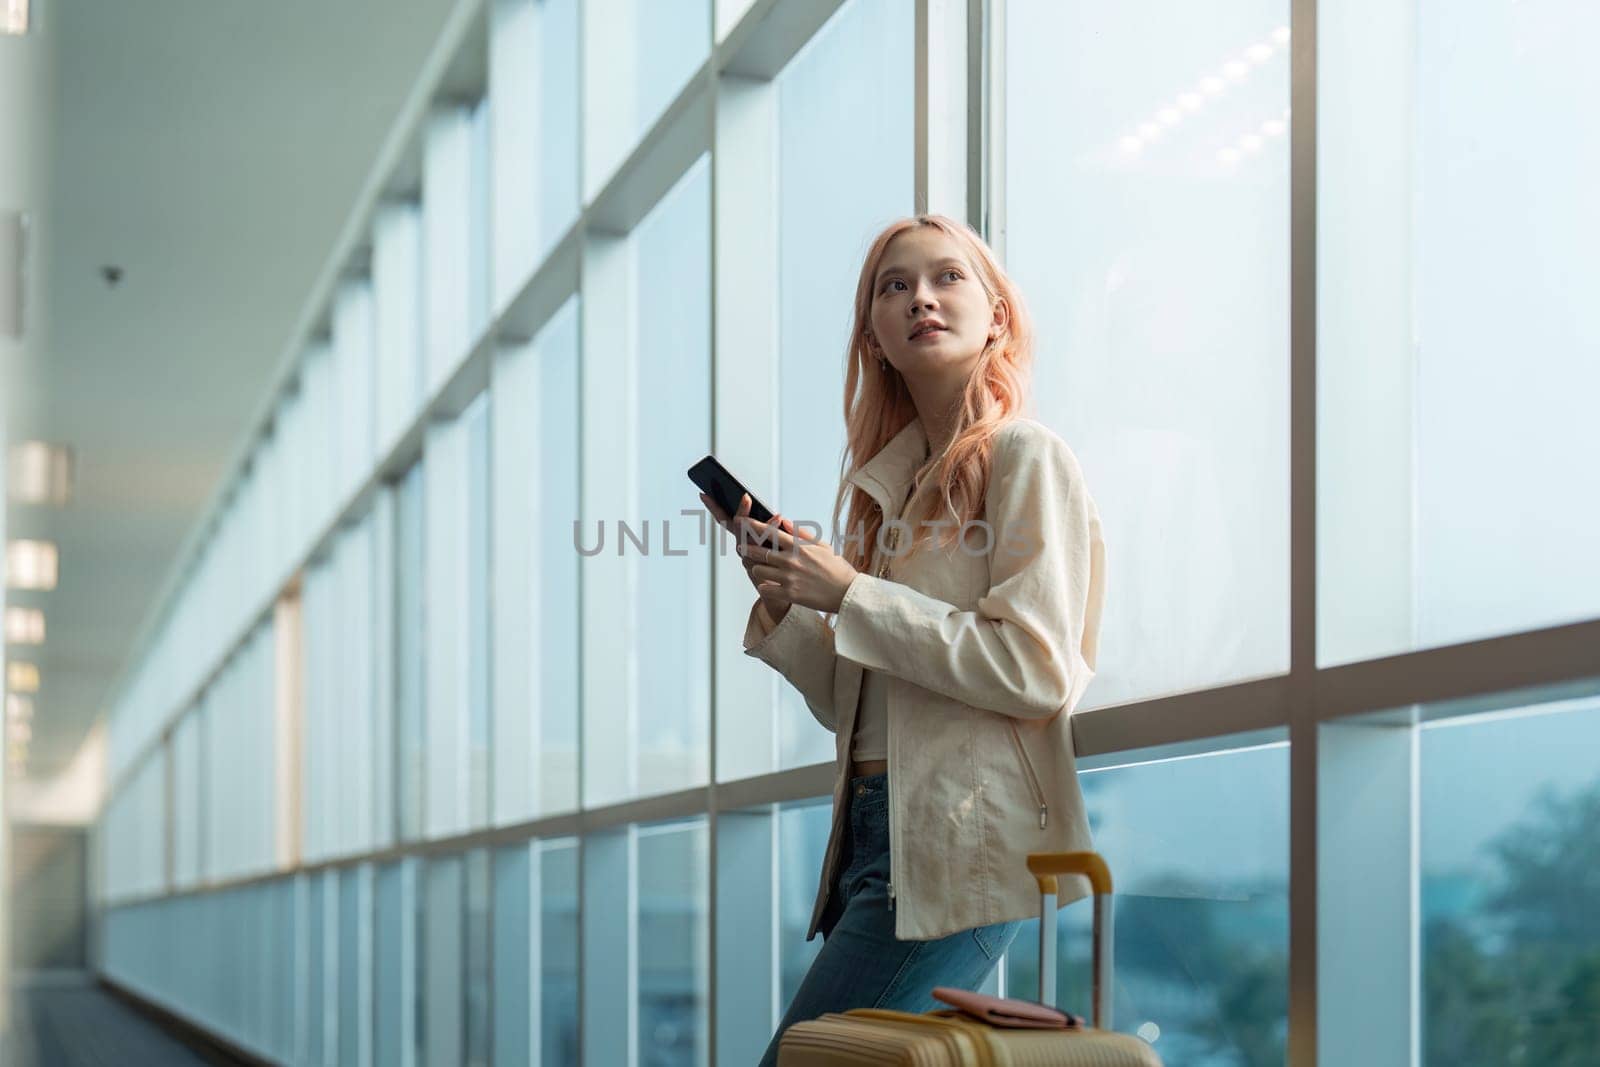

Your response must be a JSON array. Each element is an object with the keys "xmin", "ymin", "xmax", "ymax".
[{"xmin": 737, "ymin": 514, "xmax": 861, "ymax": 614}]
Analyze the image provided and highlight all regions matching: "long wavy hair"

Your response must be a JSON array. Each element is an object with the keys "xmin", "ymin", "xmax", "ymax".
[{"xmin": 825, "ymin": 214, "xmax": 1037, "ymax": 602}]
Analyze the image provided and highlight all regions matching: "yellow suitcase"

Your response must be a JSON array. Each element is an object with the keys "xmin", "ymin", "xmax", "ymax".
[{"xmin": 777, "ymin": 852, "xmax": 1163, "ymax": 1066}]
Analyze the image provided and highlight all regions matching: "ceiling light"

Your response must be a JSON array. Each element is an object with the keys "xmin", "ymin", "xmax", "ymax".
[
  {"xmin": 1271, "ymin": 26, "xmax": 1291, "ymax": 46},
  {"xmin": 2, "ymin": 0, "xmax": 27, "ymax": 35},
  {"xmin": 4, "ymin": 606, "xmax": 44, "ymax": 644},
  {"xmin": 7, "ymin": 441, "xmax": 75, "ymax": 505},
  {"xmin": 6, "ymin": 694, "xmax": 32, "ymax": 722},
  {"xmin": 5, "ymin": 539, "xmax": 57, "ymax": 590},
  {"xmin": 7, "ymin": 719, "xmax": 31, "ymax": 744},
  {"xmin": 7, "ymin": 661, "xmax": 40, "ymax": 693}
]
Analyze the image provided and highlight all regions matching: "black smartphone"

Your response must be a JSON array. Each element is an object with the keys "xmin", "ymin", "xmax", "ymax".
[{"xmin": 687, "ymin": 455, "xmax": 775, "ymax": 524}]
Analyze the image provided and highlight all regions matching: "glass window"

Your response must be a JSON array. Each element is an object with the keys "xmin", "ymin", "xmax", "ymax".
[
  {"xmin": 537, "ymin": 0, "xmax": 581, "ymax": 258},
  {"xmin": 172, "ymin": 705, "xmax": 204, "ymax": 889},
  {"xmin": 395, "ymin": 461, "xmax": 427, "ymax": 842},
  {"xmin": 466, "ymin": 395, "xmax": 493, "ymax": 828},
  {"xmin": 635, "ymin": 0, "xmax": 708, "ymax": 143},
  {"xmin": 424, "ymin": 105, "xmax": 478, "ymax": 394},
  {"xmin": 584, "ymin": 0, "xmax": 709, "ymax": 199},
  {"xmin": 492, "ymin": 297, "xmax": 582, "ymax": 823},
  {"xmin": 771, "ymin": 0, "xmax": 916, "ymax": 772},
  {"xmin": 1317, "ymin": 0, "xmax": 1600, "ymax": 666},
  {"xmin": 426, "ymin": 413, "xmax": 474, "ymax": 838},
  {"xmin": 637, "ymin": 820, "xmax": 710, "ymax": 1067},
  {"xmin": 631, "ymin": 155, "xmax": 712, "ymax": 800},
  {"xmin": 338, "ymin": 866, "xmax": 371, "ymax": 1067},
  {"xmin": 1421, "ymin": 697, "xmax": 1600, "ymax": 1064},
  {"xmin": 373, "ymin": 201, "xmax": 425, "ymax": 450},
  {"xmin": 374, "ymin": 859, "xmax": 417, "ymax": 1067},
  {"xmin": 465, "ymin": 848, "xmax": 492, "ymax": 1067},
  {"xmin": 778, "ymin": 801, "xmax": 832, "ymax": 1010},
  {"xmin": 425, "ymin": 855, "xmax": 465, "ymax": 1065},
  {"xmin": 1005, "ymin": 741, "xmax": 1288, "ymax": 1061},
  {"xmin": 540, "ymin": 840, "xmax": 581, "ymax": 1065},
  {"xmin": 536, "ymin": 304, "xmax": 581, "ymax": 814},
  {"xmin": 1006, "ymin": 1, "xmax": 1291, "ymax": 707}
]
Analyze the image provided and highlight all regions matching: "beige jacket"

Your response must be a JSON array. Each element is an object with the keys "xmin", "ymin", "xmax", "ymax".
[{"xmin": 742, "ymin": 416, "xmax": 1108, "ymax": 941}]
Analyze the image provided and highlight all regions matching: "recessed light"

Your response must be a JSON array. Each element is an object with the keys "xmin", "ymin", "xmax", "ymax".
[
  {"xmin": 7, "ymin": 661, "xmax": 40, "ymax": 693},
  {"xmin": 5, "ymin": 694, "xmax": 33, "ymax": 722},
  {"xmin": 2, "ymin": 0, "xmax": 27, "ymax": 36},
  {"xmin": 4, "ymin": 606, "xmax": 44, "ymax": 644},
  {"xmin": 7, "ymin": 442, "xmax": 74, "ymax": 506},
  {"xmin": 5, "ymin": 539, "xmax": 58, "ymax": 590}
]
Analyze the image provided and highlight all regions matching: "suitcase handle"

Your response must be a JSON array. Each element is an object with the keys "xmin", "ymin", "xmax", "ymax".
[{"xmin": 1025, "ymin": 851, "xmax": 1114, "ymax": 1031}]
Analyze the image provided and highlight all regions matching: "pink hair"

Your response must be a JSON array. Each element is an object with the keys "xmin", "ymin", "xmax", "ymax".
[{"xmin": 825, "ymin": 213, "xmax": 1037, "ymax": 601}]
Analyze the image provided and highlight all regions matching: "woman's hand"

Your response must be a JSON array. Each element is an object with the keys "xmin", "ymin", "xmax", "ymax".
[
  {"xmin": 735, "ymin": 512, "xmax": 861, "ymax": 616},
  {"xmin": 698, "ymin": 491, "xmax": 806, "ymax": 625}
]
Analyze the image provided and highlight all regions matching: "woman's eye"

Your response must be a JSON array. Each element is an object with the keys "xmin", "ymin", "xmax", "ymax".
[{"xmin": 943, "ymin": 269, "xmax": 961, "ymax": 282}]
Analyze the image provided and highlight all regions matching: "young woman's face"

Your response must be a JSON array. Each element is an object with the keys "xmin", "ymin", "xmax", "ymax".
[{"xmin": 868, "ymin": 228, "xmax": 1001, "ymax": 381}]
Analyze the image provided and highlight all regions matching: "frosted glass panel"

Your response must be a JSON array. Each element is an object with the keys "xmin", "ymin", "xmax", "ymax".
[
  {"xmin": 1318, "ymin": 0, "xmax": 1600, "ymax": 666},
  {"xmin": 492, "ymin": 297, "xmax": 581, "ymax": 823},
  {"xmin": 1006, "ymin": 1, "xmax": 1291, "ymax": 706},
  {"xmin": 632, "ymin": 156, "xmax": 712, "ymax": 798},
  {"xmin": 775, "ymin": 0, "xmax": 915, "ymax": 770},
  {"xmin": 466, "ymin": 395, "xmax": 493, "ymax": 829},
  {"xmin": 395, "ymin": 461, "xmax": 427, "ymax": 842},
  {"xmin": 635, "ymin": 0, "xmax": 708, "ymax": 142}
]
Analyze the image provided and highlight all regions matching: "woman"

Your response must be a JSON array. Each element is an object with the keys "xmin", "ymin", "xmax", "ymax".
[{"xmin": 699, "ymin": 213, "xmax": 1107, "ymax": 1065}]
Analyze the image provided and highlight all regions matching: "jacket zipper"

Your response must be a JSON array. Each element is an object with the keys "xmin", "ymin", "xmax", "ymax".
[{"xmin": 1007, "ymin": 721, "xmax": 1049, "ymax": 829}]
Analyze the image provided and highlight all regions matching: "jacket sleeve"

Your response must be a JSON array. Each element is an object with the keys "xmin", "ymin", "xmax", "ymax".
[
  {"xmin": 742, "ymin": 599, "xmax": 840, "ymax": 732},
  {"xmin": 831, "ymin": 424, "xmax": 1106, "ymax": 720}
]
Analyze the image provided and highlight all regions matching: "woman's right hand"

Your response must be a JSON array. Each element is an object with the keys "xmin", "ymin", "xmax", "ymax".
[{"xmin": 699, "ymin": 490, "xmax": 801, "ymax": 627}]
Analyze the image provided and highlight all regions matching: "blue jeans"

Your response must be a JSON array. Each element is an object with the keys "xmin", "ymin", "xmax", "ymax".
[{"xmin": 758, "ymin": 773, "xmax": 1022, "ymax": 1067}]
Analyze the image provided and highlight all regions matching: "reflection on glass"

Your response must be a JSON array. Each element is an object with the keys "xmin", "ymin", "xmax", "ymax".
[
  {"xmin": 1421, "ymin": 698, "xmax": 1600, "ymax": 1065},
  {"xmin": 774, "ymin": 0, "xmax": 914, "ymax": 772},
  {"xmin": 637, "ymin": 821, "xmax": 710, "ymax": 1067},
  {"xmin": 1007, "ymin": 1, "xmax": 1291, "ymax": 706},
  {"xmin": 1005, "ymin": 743, "xmax": 1288, "ymax": 1063},
  {"xmin": 633, "ymin": 156, "xmax": 712, "ymax": 798}
]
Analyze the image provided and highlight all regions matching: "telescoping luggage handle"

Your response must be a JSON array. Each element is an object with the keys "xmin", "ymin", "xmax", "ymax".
[{"xmin": 1026, "ymin": 851, "xmax": 1114, "ymax": 1031}]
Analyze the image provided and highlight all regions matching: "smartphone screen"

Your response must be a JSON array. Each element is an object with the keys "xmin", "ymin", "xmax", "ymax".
[{"xmin": 687, "ymin": 455, "xmax": 775, "ymax": 524}]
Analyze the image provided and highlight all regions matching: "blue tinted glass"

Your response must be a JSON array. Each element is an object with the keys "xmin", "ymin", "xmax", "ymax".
[
  {"xmin": 1421, "ymin": 699, "xmax": 1600, "ymax": 1064},
  {"xmin": 1006, "ymin": 743, "xmax": 1288, "ymax": 1061}
]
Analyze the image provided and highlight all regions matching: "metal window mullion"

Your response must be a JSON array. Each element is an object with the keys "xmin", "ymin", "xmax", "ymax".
[{"xmin": 1287, "ymin": 0, "xmax": 1320, "ymax": 1062}]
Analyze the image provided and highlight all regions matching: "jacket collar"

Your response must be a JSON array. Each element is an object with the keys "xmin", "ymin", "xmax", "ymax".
[{"xmin": 846, "ymin": 417, "xmax": 930, "ymax": 515}]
